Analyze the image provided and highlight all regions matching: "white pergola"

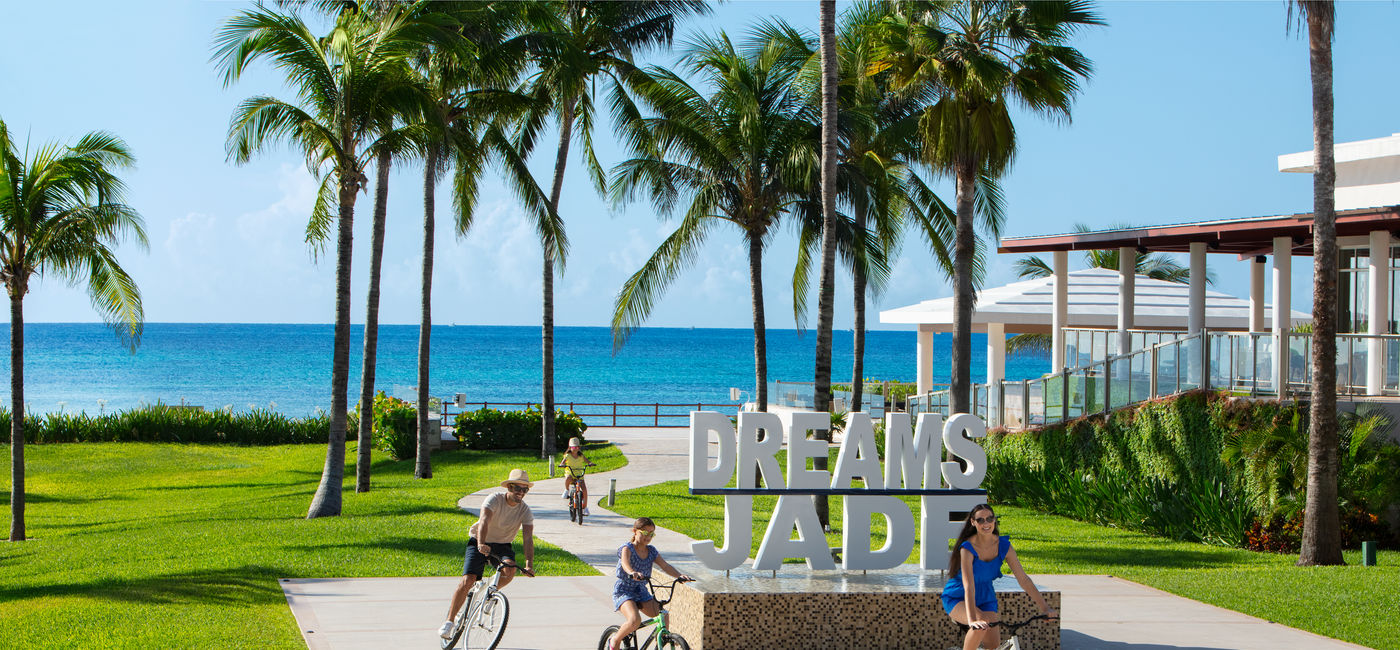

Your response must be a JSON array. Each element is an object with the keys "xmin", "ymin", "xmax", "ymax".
[{"xmin": 879, "ymin": 268, "xmax": 1310, "ymax": 395}]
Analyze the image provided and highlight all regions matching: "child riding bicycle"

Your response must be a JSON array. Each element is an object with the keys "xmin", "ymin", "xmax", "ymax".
[
  {"xmin": 605, "ymin": 517, "xmax": 692, "ymax": 650},
  {"xmin": 437, "ymin": 468, "xmax": 537, "ymax": 640},
  {"xmin": 558, "ymin": 437, "xmax": 595, "ymax": 515}
]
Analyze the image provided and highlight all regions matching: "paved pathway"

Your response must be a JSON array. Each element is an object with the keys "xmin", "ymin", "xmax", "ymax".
[{"xmin": 281, "ymin": 427, "xmax": 1372, "ymax": 650}]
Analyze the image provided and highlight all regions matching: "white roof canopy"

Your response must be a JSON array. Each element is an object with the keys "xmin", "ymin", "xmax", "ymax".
[{"xmin": 879, "ymin": 268, "xmax": 1311, "ymax": 333}]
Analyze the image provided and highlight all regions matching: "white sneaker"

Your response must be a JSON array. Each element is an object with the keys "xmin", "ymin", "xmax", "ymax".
[
  {"xmin": 584, "ymin": 507, "xmax": 591, "ymax": 516},
  {"xmin": 438, "ymin": 620, "xmax": 455, "ymax": 639},
  {"xmin": 562, "ymin": 490, "xmax": 569, "ymax": 499}
]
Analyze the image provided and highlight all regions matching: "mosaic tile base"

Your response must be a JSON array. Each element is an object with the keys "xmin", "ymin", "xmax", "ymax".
[{"xmin": 667, "ymin": 565, "xmax": 1059, "ymax": 650}]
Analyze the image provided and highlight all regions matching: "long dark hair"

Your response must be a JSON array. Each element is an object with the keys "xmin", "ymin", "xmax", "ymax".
[{"xmin": 947, "ymin": 504, "xmax": 1000, "ymax": 578}]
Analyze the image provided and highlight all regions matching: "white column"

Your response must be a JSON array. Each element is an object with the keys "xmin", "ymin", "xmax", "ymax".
[
  {"xmin": 916, "ymin": 325, "xmax": 935, "ymax": 395},
  {"xmin": 1273, "ymin": 237, "xmax": 1292, "ymax": 394},
  {"xmin": 1188, "ymin": 242, "xmax": 1207, "ymax": 334},
  {"xmin": 986, "ymin": 322, "xmax": 1006, "ymax": 387},
  {"xmin": 1118, "ymin": 246, "xmax": 1136, "ymax": 356},
  {"xmin": 1250, "ymin": 256, "xmax": 1266, "ymax": 333},
  {"xmin": 1052, "ymin": 250, "xmax": 1068, "ymax": 372},
  {"xmin": 1368, "ymin": 230, "xmax": 1390, "ymax": 395}
]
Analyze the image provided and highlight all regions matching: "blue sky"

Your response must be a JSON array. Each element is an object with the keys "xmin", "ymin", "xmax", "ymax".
[{"xmin": 3, "ymin": 1, "xmax": 1398, "ymax": 330}]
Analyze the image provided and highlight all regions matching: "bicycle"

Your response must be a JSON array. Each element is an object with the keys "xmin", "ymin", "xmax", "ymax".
[
  {"xmin": 442, "ymin": 553, "xmax": 533, "ymax": 650},
  {"xmin": 560, "ymin": 462, "xmax": 595, "ymax": 525},
  {"xmin": 597, "ymin": 577, "xmax": 694, "ymax": 650},
  {"xmin": 949, "ymin": 613, "xmax": 1053, "ymax": 650}
]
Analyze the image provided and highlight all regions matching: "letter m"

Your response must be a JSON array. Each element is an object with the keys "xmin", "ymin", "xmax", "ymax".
[{"xmin": 883, "ymin": 413, "xmax": 943, "ymax": 489}]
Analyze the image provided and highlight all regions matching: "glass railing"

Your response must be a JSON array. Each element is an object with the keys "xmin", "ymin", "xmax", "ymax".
[{"xmin": 907, "ymin": 330, "xmax": 1400, "ymax": 431}]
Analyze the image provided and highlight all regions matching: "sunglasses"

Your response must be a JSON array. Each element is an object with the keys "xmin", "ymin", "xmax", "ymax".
[
  {"xmin": 507, "ymin": 484, "xmax": 530, "ymax": 494},
  {"xmin": 974, "ymin": 515, "xmax": 997, "ymax": 524},
  {"xmin": 636, "ymin": 530, "xmax": 656, "ymax": 538}
]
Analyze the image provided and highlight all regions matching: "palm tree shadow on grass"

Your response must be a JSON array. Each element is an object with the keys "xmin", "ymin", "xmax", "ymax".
[
  {"xmin": 0, "ymin": 565, "xmax": 289, "ymax": 607},
  {"xmin": 1027, "ymin": 544, "xmax": 1249, "ymax": 570}
]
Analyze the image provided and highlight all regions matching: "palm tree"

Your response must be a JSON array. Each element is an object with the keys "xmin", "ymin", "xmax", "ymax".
[
  {"xmin": 517, "ymin": 0, "xmax": 708, "ymax": 459},
  {"xmin": 215, "ymin": 5, "xmax": 425, "ymax": 518},
  {"xmin": 1293, "ymin": 0, "xmax": 1342, "ymax": 567},
  {"xmin": 409, "ymin": 4, "xmax": 560, "ymax": 479},
  {"xmin": 1007, "ymin": 223, "xmax": 1196, "ymax": 354},
  {"xmin": 876, "ymin": 0, "xmax": 1101, "ymax": 413},
  {"xmin": 609, "ymin": 32, "xmax": 817, "ymax": 414},
  {"xmin": 0, "ymin": 118, "xmax": 146, "ymax": 541}
]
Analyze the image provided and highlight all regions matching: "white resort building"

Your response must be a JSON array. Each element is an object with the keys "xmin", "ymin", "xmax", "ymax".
[{"xmin": 882, "ymin": 132, "xmax": 1400, "ymax": 430}]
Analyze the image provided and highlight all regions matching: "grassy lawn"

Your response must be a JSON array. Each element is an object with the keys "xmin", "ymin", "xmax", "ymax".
[
  {"xmin": 612, "ymin": 480, "xmax": 1400, "ymax": 650},
  {"xmin": 0, "ymin": 441, "xmax": 625, "ymax": 649}
]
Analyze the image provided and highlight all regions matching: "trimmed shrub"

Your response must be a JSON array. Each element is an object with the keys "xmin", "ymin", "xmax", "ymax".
[
  {"xmin": 1, "ymin": 405, "xmax": 339, "ymax": 445},
  {"xmin": 454, "ymin": 407, "xmax": 587, "ymax": 450},
  {"xmin": 983, "ymin": 391, "xmax": 1400, "ymax": 549},
  {"xmin": 368, "ymin": 392, "xmax": 417, "ymax": 461}
]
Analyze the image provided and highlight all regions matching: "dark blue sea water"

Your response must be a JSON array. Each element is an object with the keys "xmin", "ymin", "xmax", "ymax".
[{"xmin": 0, "ymin": 323, "xmax": 1049, "ymax": 416}]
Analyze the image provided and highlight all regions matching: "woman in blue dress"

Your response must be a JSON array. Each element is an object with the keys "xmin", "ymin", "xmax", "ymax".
[
  {"xmin": 941, "ymin": 504, "xmax": 1056, "ymax": 650},
  {"xmin": 605, "ymin": 517, "xmax": 692, "ymax": 650}
]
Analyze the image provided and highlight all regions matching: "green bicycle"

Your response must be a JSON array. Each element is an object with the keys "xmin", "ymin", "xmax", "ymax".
[{"xmin": 597, "ymin": 577, "xmax": 693, "ymax": 650}]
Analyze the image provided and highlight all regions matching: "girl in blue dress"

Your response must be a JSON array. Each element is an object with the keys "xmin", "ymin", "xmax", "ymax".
[
  {"xmin": 606, "ymin": 517, "xmax": 692, "ymax": 650},
  {"xmin": 941, "ymin": 504, "xmax": 1056, "ymax": 650}
]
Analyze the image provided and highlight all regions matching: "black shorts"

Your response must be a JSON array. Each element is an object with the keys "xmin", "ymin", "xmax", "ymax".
[{"xmin": 462, "ymin": 538, "xmax": 517, "ymax": 578}]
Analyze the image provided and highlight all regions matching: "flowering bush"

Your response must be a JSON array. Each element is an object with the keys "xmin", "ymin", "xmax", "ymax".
[
  {"xmin": 454, "ymin": 407, "xmax": 586, "ymax": 450},
  {"xmin": 368, "ymin": 392, "xmax": 417, "ymax": 460}
]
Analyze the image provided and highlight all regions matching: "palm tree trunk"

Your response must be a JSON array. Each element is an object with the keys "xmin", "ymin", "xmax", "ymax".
[
  {"xmin": 749, "ymin": 229, "xmax": 768, "ymax": 412},
  {"xmin": 416, "ymin": 148, "xmax": 438, "ymax": 480},
  {"xmin": 307, "ymin": 174, "xmax": 357, "ymax": 519},
  {"xmin": 851, "ymin": 202, "xmax": 868, "ymax": 413},
  {"xmin": 542, "ymin": 101, "xmax": 575, "ymax": 459},
  {"xmin": 9, "ymin": 289, "xmax": 25, "ymax": 541},
  {"xmin": 950, "ymin": 156, "xmax": 978, "ymax": 415},
  {"xmin": 356, "ymin": 148, "xmax": 392, "ymax": 493},
  {"xmin": 813, "ymin": 0, "xmax": 838, "ymax": 529},
  {"xmin": 1300, "ymin": 0, "xmax": 1342, "ymax": 566}
]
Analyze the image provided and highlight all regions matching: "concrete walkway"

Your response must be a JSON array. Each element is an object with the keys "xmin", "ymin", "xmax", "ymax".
[{"xmin": 281, "ymin": 427, "xmax": 1372, "ymax": 650}]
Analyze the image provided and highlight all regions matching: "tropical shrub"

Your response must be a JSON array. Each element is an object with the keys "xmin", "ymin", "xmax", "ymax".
[
  {"xmin": 2, "ymin": 405, "xmax": 337, "ymax": 445},
  {"xmin": 984, "ymin": 391, "xmax": 1400, "ymax": 549},
  {"xmin": 454, "ymin": 407, "xmax": 587, "ymax": 450},
  {"xmin": 367, "ymin": 392, "xmax": 416, "ymax": 461}
]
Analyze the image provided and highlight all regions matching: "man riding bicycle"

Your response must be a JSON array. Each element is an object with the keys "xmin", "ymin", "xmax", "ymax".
[
  {"xmin": 438, "ymin": 468, "xmax": 536, "ymax": 639},
  {"xmin": 558, "ymin": 437, "xmax": 594, "ymax": 516}
]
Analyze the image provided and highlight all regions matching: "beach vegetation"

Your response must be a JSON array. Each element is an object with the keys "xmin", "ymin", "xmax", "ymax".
[
  {"xmin": 608, "ymin": 29, "xmax": 817, "ymax": 414},
  {"xmin": 364, "ymin": 391, "xmax": 418, "ymax": 461},
  {"xmin": 0, "ymin": 117, "xmax": 147, "ymax": 541},
  {"xmin": 871, "ymin": 0, "xmax": 1102, "ymax": 416},
  {"xmin": 454, "ymin": 406, "xmax": 586, "ymax": 451},
  {"xmin": 0, "ymin": 441, "xmax": 624, "ymax": 648},
  {"xmin": 0, "ymin": 405, "xmax": 336, "ymax": 446},
  {"xmin": 213, "ymin": 3, "xmax": 443, "ymax": 517},
  {"xmin": 1290, "ymin": 0, "xmax": 1344, "ymax": 566},
  {"xmin": 515, "ymin": 0, "xmax": 709, "ymax": 461}
]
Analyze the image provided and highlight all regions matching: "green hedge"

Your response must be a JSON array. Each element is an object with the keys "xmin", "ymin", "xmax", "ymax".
[
  {"xmin": 983, "ymin": 391, "xmax": 1400, "ymax": 550},
  {"xmin": 454, "ymin": 407, "xmax": 587, "ymax": 450},
  {"xmin": 1, "ymin": 406, "xmax": 338, "ymax": 445},
  {"xmin": 368, "ymin": 392, "xmax": 417, "ymax": 460}
]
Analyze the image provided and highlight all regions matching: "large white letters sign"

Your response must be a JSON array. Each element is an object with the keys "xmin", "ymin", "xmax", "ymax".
[{"xmin": 688, "ymin": 411, "xmax": 987, "ymax": 572}]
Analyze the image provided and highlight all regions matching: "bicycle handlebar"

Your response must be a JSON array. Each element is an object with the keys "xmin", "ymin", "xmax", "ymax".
[
  {"xmin": 483, "ymin": 553, "xmax": 535, "ymax": 577},
  {"xmin": 989, "ymin": 613, "xmax": 1052, "ymax": 633}
]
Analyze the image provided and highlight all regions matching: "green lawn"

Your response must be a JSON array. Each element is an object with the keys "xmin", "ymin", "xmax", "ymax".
[
  {"xmin": 611, "ymin": 480, "xmax": 1400, "ymax": 650},
  {"xmin": 0, "ymin": 441, "xmax": 625, "ymax": 649}
]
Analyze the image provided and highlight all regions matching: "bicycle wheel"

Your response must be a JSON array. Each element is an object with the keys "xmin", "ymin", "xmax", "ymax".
[
  {"xmin": 653, "ymin": 632, "xmax": 690, "ymax": 650},
  {"xmin": 442, "ymin": 592, "xmax": 474, "ymax": 650},
  {"xmin": 464, "ymin": 591, "xmax": 509, "ymax": 650},
  {"xmin": 576, "ymin": 492, "xmax": 586, "ymax": 525},
  {"xmin": 598, "ymin": 625, "xmax": 622, "ymax": 650}
]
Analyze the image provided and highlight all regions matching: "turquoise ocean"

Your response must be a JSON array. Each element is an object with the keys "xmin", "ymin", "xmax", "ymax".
[{"xmin": 0, "ymin": 324, "xmax": 1049, "ymax": 417}]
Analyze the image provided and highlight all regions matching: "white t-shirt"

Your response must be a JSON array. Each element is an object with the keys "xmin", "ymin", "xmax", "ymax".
[{"xmin": 470, "ymin": 492, "xmax": 534, "ymax": 544}]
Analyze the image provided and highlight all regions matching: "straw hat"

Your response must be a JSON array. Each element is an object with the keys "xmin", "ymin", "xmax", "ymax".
[
  {"xmin": 500, "ymin": 468, "xmax": 534, "ymax": 488},
  {"xmin": 568, "ymin": 437, "xmax": 582, "ymax": 448}
]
